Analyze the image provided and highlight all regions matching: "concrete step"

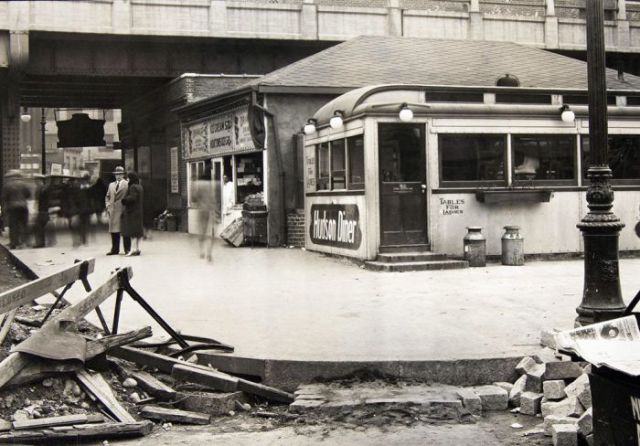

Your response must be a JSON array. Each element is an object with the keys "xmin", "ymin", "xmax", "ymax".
[
  {"xmin": 378, "ymin": 244, "xmax": 431, "ymax": 253},
  {"xmin": 364, "ymin": 259, "xmax": 468, "ymax": 272},
  {"xmin": 376, "ymin": 252, "xmax": 450, "ymax": 263}
]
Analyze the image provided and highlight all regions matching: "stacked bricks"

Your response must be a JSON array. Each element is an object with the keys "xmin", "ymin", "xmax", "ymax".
[
  {"xmin": 287, "ymin": 209, "xmax": 305, "ymax": 247},
  {"xmin": 505, "ymin": 329, "xmax": 594, "ymax": 446}
]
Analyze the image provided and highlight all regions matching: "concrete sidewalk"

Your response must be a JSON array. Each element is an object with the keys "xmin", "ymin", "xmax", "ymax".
[{"xmin": 5, "ymin": 229, "xmax": 640, "ymax": 369}]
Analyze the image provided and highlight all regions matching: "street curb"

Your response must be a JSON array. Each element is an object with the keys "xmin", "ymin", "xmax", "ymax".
[
  {"xmin": 197, "ymin": 352, "xmax": 522, "ymax": 392},
  {"xmin": 0, "ymin": 243, "xmax": 39, "ymax": 280}
]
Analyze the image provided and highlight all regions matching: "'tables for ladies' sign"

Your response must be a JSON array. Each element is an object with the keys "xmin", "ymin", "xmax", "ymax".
[{"xmin": 309, "ymin": 204, "xmax": 362, "ymax": 250}]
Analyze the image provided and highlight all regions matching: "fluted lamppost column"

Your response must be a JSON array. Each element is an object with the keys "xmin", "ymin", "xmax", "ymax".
[{"xmin": 575, "ymin": 0, "xmax": 626, "ymax": 326}]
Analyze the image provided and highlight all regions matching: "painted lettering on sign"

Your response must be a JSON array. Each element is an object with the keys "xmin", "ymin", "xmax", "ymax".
[
  {"xmin": 309, "ymin": 204, "xmax": 362, "ymax": 250},
  {"xmin": 440, "ymin": 198, "xmax": 465, "ymax": 216}
]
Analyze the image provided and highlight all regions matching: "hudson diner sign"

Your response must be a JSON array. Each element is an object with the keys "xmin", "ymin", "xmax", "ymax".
[{"xmin": 309, "ymin": 204, "xmax": 362, "ymax": 249}]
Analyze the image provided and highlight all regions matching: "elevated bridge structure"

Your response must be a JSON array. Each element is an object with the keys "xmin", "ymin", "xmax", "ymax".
[{"xmin": 1, "ymin": 0, "xmax": 640, "ymax": 172}]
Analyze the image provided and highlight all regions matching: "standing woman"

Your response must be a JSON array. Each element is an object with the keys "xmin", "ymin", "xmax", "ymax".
[{"xmin": 121, "ymin": 171, "xmax": 144, "ymax": 256}]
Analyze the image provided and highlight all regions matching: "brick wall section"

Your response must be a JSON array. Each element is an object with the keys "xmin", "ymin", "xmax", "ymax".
[{"xmin": 287, "ymin": 209, "xmax": 305, "ymax": 247}]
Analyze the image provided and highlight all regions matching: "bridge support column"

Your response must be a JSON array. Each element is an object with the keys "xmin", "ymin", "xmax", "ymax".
[
  {"xmin": 0, "ymin": 86, "xmax": 22, "ymax": 177},
  {"xmin": 387, "ymin": 0, "xmax": 402, "ymax": 37},
  {"xmin": 545, "ymin": 16, "xmax": 559, "ymax": 48},
  {"xmin": 112, "ymin": 0, "xmax": 131, "ymax": 34},
  {"xmin": 210, "ymin": 0, "xmax": 227, "ymax": 34},
  {"xmin": 301, "ymin": 0, "xmax": 318, "ymax": 40}
]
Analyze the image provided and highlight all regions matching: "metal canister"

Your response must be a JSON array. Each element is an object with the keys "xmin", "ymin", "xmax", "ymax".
[
  {"xmin": 463, "ymin": 226, "xmax": 486, "ymax": 267},
  {"xmin": 501, "ymin": 225, "xmax": 524, "ymax": 266}
]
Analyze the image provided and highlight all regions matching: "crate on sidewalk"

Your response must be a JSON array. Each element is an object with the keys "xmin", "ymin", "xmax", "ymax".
[{"xmin": 220, "ymin": 218, "xmax": 244, "ymax": 247}]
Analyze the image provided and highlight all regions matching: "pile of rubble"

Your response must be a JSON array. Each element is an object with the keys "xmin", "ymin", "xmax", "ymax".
[{"xmin": 0, "ymin": 258, "xmax": 294, "ymax": 443}]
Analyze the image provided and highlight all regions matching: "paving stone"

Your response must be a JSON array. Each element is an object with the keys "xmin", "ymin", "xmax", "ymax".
[
  {"xmin": 551, "ymin": 423, "xmax": 578, "ymax": 446},
  {"xmin": 493, "ymin": 382, "xmax": 514, "ymax": 394},
  {"xmin": 540, "ymin": 329, "xmax": 559, "ymax": 350},
  {"xmin": 543, "ymin": 415, "xmax": 578, "ymax": 437},
  {"xmin": 520, "ymin": 392, "xmax": 543, "ymax": 416},
  {"xmin": 564, "ymin": 374, "xmax": 588, "ymax": 399},
  {"xmin": 541, "ymin": 398, "xmax": 574, "ymax": 418},
  {"xmin": 543, "ymin": 380, "xmax": 567, "ymax": 401},
  {"xmin": 544, "ymin": 362, "xmax": 586, "ymax": 381},
  {"xmin": 516, "ymin": 357, "xmax": 538, "ymax": 375},
  {"xmin": 525, "ymin": 364, "xmax": 545, "ymax": 393},
  {"xmin": 577, "ymin": 382, "xmax": 592, "ymax": 410},
  {"xmin": 177, "ymin": 391, "xmax": 244, "ymax": 416},
  {"xmin": 471, "ymin": 385, "xmax": 508, "ymax": 411},
  {"xmin": 577, "ymin": 407, "xmax": 592, "ymax": 436},
  {"xmin": 535, "ymin": 347, "xmax": 559, "ymax": 364},
  {"xmin": 289, "ymin": 399, "xmax": 324, "ymax": 413},
  {"xmin": 509, "ymin": 375, "xmax": 526, "ymax": 407},
  {"xmin": 456, "ymin": 388, "xmax": 482, "ymax": 415}
]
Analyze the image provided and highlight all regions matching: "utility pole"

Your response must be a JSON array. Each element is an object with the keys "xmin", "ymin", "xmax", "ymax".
[
  {"xmin": 40, "ymin": 108, "xmax": 46, "ymax": 174},
  {"xmin": 575, "ymin": 0, "xmax": 626, "ymax": 325}
]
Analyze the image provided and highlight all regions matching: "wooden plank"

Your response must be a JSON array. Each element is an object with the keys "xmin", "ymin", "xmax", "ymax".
[
  {"xmin": 139, "ymin": 405, "xmax": 210, "ymax": 425},
  {"xmin": 172, "ymin": 364, "xmax": 238, "ymax": 393},
  {"xmin": 237, "ymin": 379, "xmax": 294, "ymax": 404},
  {"xmin": 0, "ymin": 421, "xmax": 153, "ymax": 443},
  {"xmin": 0, "ymin": 259, "xmax": 96, "ymax": 315},
  {"xmin": 84, "ymin": 326, "xmax": 153, "ymax": 359},
  {"xmin": 75, "ymin": 369, "xmax": 136, "ymax": 423},
  {"xmin": 6, "ymin": 357, "xmax": 82, "ymax": 387},
  {"xmin": 0, "ymin": 309, "xmax": 17, "ymax": 345},
  {"xmin": 129, "ymin": 370, "xmax": 177, "ymax": 401},
  {"xmin": 12, "ymin": 413, "xmax": 104, "ymax": 430},
  {"xmin": 110, "ymin": 346, "xmax": 213, "ymax": 374},
  {"xmin": 0, "ymin": 353, "xmax": 31, "ymax": 389}
]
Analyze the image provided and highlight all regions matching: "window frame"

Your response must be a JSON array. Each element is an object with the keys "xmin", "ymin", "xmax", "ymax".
[
  {"xmin": 314, "ymin": 134, "xmax": 365, "ymax": 192},
  {"xmin": 580, "ymin": 134, "xmax": 640, "ymax": 186},
  {"xmin": 510, "ymin": 134, "xmax": 578, "ymax": 187}
]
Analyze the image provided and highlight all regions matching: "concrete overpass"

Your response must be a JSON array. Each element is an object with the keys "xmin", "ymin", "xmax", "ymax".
[{"xmin": 2, "ymin": 0, "xmax": 640, "ymax": 172}]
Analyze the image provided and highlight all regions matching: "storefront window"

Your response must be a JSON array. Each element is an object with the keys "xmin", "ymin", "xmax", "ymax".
[
  {"xmin": 317, "ymin": 143, "xmax": 330, "ymax": 191},
  {"xmin": 348, "ymin": 135, "xmax": 365, "ymax": 190},
  {"xmin": 581, "ymin": 135, "xmax": 640, "ymax": 183},
  {"xmin": 512, "ymin": 135, "xmax": 576, "ymax": 184},
  {"xmin": 439, "ymin": 134, "xmax": 505, "ymax": 185},
  {"xmin": 331, "ymin": 140, "xmax": 346, "ymax": 189},
  {"xmin": 235, "ymin": 152, "xmax": 263, "ymax": 204}
]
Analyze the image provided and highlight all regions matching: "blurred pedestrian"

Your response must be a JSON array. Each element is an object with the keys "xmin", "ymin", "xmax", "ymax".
[
  {"xmin": 105, "ymin": 166, "xmax": 128, "ymax": 255},
  {"xmin": 1, "ymin": 170, "xmax": 30, "ymax": 249},
  {"xmin": 121, "ymin": 171, "xmax": 143, "ymax": 256},
  {"xmin": 64, "ymin": 177, "xmax": 82, "ymax": 247},
  {"xmin": 89, "ymin": 176, "xmax": 107, "ymax": 223},
  {"xmin": 33, "ymin": 174, "xmax": 50, "ymax": 248},
  {"xmin": 191, "ymin": 170, "xmax": 216, "ymax": 261},
  {"xmin": 75, "ymin": 172, "xmax": 93, "ymax": 245}
]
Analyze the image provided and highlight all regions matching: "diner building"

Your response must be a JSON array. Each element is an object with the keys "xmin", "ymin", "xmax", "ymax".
[{"xmin": 173, "ymin": 35, "xmax": 640, "ymax": 255}]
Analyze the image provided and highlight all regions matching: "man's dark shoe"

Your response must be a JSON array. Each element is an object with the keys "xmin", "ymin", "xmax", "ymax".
[{"xmin": 106, "ymin": 251, "xmax": 119, "ymax": 256}]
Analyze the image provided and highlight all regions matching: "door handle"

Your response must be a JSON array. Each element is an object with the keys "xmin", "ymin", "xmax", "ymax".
[{"xmin": 421, "ymin": 184, "xmax": 427, "ymax": 193}]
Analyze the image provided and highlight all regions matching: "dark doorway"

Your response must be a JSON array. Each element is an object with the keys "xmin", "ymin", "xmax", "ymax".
[{"xmin": 378, "ymin": 123, "xmax": 428, "ymax": 246}]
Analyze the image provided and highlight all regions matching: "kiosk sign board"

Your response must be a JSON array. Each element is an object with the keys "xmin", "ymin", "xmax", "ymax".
[{"xmin": 309, "ymin": 204, "xmax": 362, "ymax": 250}]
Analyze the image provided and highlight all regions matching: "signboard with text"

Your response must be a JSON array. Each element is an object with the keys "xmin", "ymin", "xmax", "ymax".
[
  {"xmin": 309, "ymin": 204, "xmax": 362, "ymax": 250},
  {"xmin": 170, "ymin": 146, "xmax": 179, "ymax": 193},
  {"xmin": 183, "ymin": 106, "xmax": 257, "ymax": 160}
]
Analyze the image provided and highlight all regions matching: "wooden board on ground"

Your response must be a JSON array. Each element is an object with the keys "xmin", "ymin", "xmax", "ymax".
[
  {"xmin": 139, "ymin": 405, "xmax": 210, "ymax": 425},
  {"xmin": 129, "ymin": 370, "xmax": 177, "ymax": 401},
  {"xmin": 6, "ymin": 357, "xmax": 82, "ymax": 387},
  {"xmin": 0, "ymin": 309, "xmax": 16, "ymax": 345},
  {"xmin": 75, "ymin": 369, "xmax": 136, "ymax": 423},
  {"xmin": 237, "ymin": 379, "xmax": 294, "ymax": 404},
  {"xmin": 13, "ymin": 413, "xmax": 104, "ymax": 430},
  {"xmin": 110, "ymin": 346, "xmax": 212, "ymax": 374},
  {"xmin": 172, "ymin": 364, "xmax": 238, "ymax": 393},
  {"xmin": 0, "ymin": 259, "xmax": 96, "ymax": 315},
  {"xmin": 85, "ymin": 327, "xmax": 153, "ymax": 359},
  {"xmin": 0, "ymin": 421, "xmax": 153, "ymax": 443}
]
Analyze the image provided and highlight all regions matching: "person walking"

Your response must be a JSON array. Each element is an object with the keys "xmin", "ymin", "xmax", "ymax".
[
  {"xmin": 191, "ymin": 170, "xmax": 216, "ymax": 261},
  {"xmin": 33, "ymin": 174, "xmax": 50, "ymax": 248},
  {"xmin": 105, "ymin": 166, "xmax": 128, "ymax": 255},
  {"xmin": 121, "ymin": 171, "xmax": 144, "ymax": 256},
  {"xmin": 1, "ymin": 170, "xmax": 30, "ymax": 249}
]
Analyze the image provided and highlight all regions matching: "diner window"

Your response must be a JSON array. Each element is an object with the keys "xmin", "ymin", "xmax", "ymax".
[
  {"xmin": 317, "ymin": 143, "xmax": 330, "ymax": 191},
  {"xmin": 581, "ymin": 135, "xmax": 640, "ymax": 184},
  {"xmin": 348, "ymin": 135, "xmax": 365, "ymax": 190},
  {"xmin": 314, "ymin": 135, "xmax": 365, "ymax": 192},
  {"xmin": 331, "ymin": 139, "xmax": 346, "ymax": 189},
  {"xmin": 512, "ymin": 135, "xmax": 576, "ymax": 184},
  {"xmin": 439, "ymin": 134, "xmax": 505, "ymax": 185}
]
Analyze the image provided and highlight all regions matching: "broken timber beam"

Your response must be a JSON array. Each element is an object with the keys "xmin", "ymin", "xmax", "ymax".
[
  {"xmin": 110, "ymin": 346, "xmax": 212, "ymax": 374},
  {"xmin": 75, "ymin": 369, "xmax": 137, "ymax": 424},
  {"xmin": 139, "ymin": 405, "xmax": 211, "ymax": 425},
  {"xmin": 128, "ymin": 370, "xmax": 177, "ymax": 401},
  {"xmin": 12, "ymin": 414, "xmax": 104, "ymax": 430},
  {"xmin": 6, "ymin": 358, "xmax": 82, "ymax": 387},
  {"xmin": 172, "ymin": 364, "xmax": 238, "ymax": 393},
  {"xmin": 0, "ymin": 268, "xmax": 130, "ymax": 390},
  {"xmin": 0, "ymin": 258, "xmax": 96, "ymax": 315},
  {"xmin": 85, "ymin": 326, "xmax": 153, "ymax": 359},
  {"xmin": 0, "ymin": 421, "xmax": 153, "ymax": 443}
]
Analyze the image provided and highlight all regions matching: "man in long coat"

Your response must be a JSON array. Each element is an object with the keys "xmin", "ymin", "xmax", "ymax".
[{"xmin": 105, "ymin": 166, "xmax": 128, "ymax": 255}]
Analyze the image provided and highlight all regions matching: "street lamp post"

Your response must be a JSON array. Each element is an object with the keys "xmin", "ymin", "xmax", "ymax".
[
  {"xmin": 40, "ymin": 108, "xmax": 46, "ymax": 174},
  {"xmin": 575, "ymin": 0, "xmax": 626, "ymax": 326}
]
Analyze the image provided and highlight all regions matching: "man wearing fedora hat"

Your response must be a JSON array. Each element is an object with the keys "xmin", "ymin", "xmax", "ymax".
[
  {"xmin": 1, "ymin": 170, "xmax": 30, "ymax": 249},
  {"xmin": 105, "ymin": 166, "xmax": 129, "ymax": 255}
]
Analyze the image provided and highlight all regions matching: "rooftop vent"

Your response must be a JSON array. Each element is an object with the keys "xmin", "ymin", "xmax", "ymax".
[{"xmin": 496, "ymin": 74, "xmax": 520, "ymax": 87}]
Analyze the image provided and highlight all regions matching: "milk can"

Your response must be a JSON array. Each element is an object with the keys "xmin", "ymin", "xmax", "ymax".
[
  {"xmin": 463, "ymin": 226, "xmax": 486, "ymax": 267},
  {"xmin": 501, "ymin": 225, "xmax": 524, "ymax": 266}
]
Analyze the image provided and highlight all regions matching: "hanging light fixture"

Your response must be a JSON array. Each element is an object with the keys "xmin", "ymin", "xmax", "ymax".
[
  {"xmin": 560, "ymin": 104, "xmax": 575, "ymax": 123},
  {"xmin": 329, "ymin": 110, "xmax": 344, "ymax": 129},
  {"xmin": 20, "ymin": 107, "xmax": 31, "ymax": 123},
  {"xmin": 303, "ymin": 118, "xmax": 317, "ymax": 135},
  {"xmin": 398, "ymin": 103, "xmax": 414, "ymax": 122}
]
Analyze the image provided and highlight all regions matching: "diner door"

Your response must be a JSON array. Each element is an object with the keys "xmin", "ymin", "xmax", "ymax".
[
  {"xmin": 213, "ymin": 160, "xmax": 223, "ymax": 226},
  {"xmin": 378, "ymin": 123, "xmax": 428, "ymax": 246}
]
